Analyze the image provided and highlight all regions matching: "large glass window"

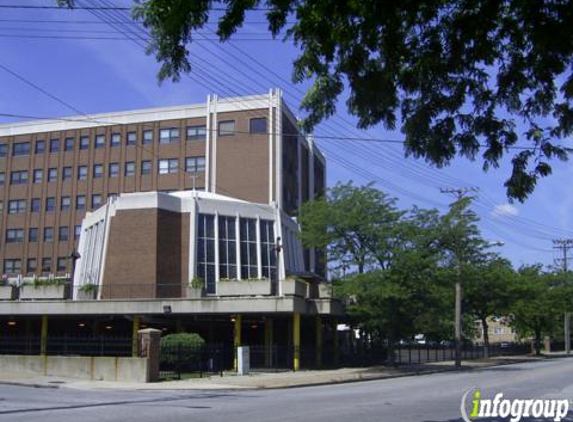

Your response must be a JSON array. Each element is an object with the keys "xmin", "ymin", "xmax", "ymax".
[
  {"xmin": 240, "ymin": 218, "xmax": 258, "ymax": 279},
  {"xmin": 159, "ymin": 128, "xmax": 180, "ymax": 144},
  {"xmin": 110, "ymin": 133, "xmax": 121, "ymax": 147},
  {"xmin": 4, "ymin": 259, "xmax": 21, "ymax": 274},
  {"xmin": 47, "ymin": 168, "xmax": 57, "ymax": 182},
  {"xmin": 196, "ymin": 214, "xmax": 216, "ymax": 294},
  {"xmin": 141, "ymin": 160, "xmax": 152, "ymax": 175},
  {"xmin": 250, "ymin": 117, "xmax": 267, "ymax": 134},
  {"xmin": 35, "ymin": 140, "xmax": 45, "ymax": 154},
  {"xmin": 64, "ymin": 137, "xmax": 74, "ymax": 151},
  {"xmin": 30, "ymin": 198, "xmax": 40, "ymax": 212},
  {"xmin": 218, "ymin": 216, "xmax": 237, "ymax": 280},
  {"xmin": 186, "ymin": 125, "xmax": 206, "ymax": 140},
  {"xmin": 218, "ymin": 120, "xmax": 235, "ymax": 136},
  {"xmin": 61, "ymin": 196, "xmax": 71, "ymax": 211},
  {"xmin": 125, "ymin": 162, "xmax": 135, "ymax": 177},
  {"xmin": 185, "ymin": 156, "xmax": 205, "ymax": 173},
  {"xmin": 13, "ymin": 142, "xmax": 30, "ymax": 157},
  {"xmin": 0, "ymin": 144, "xmax": 7, "ymax": 157},
  {"xmin": 158, "ymin": 158, "xmax": 178, "ymax": 174},
  {"xmin": 45, "ymin": 197, "xmax": 55, "ymax": 212},
  {"xmin": 127, "ymin": 132, "xmax": 136, "ymax": 146},
  {"xmin": 10, "ymin": 170, "xmax": 28, "ymax": 185},
  {"xmin": 93, "ymin": 164, "xmax": 103, "ymax": 178},
  {"xmin": 76, "ymin": 195, "xmax": 86, "ymax": 210},
  {"xmin": 43, "ymin": 227, "xmax": 54, "ymax": 242},
  {"xmin": 33, "ymin": 169, "xmax": 43, "ymax": 184},
  {"xmin": 95, "ymin": 135, "xmax": 105, "ymax": 149},
  {"xmin": 79, "ymin": 136, "xmax": 89, "ymax": 150},
  {"xmin": 29, "ymin": 228, "xmax": 38, "ymax": 242},
  {"xmin": 260, "ymin": 220, "xmax": 277, "ymax": 281},
  {"xmin": 6, "ymin": 229, "xmax": 24, "ymax": 243},
  {"xmin": 142, "ymin": 130, "xmax": 153, "ymax": 145},
  {"xmin": 8, "ymin": 199, "xmax": 26, "ymax": 214},
  {"xmin": 109, "ymin": 163, "xmax": 119, "ymax": 178},
  {"xmin": 78, "ymin": 165, "xmax": 88, "ymax": 180},
  {"xmin": 59, "ymin": 226, "xmax": 68, "ymax": 241},
  {"xmin": 49, "ymin": 138, "xmax": 59, "ymax": 152},
  {"xmin": 92, "ymin": 194, "xmax": 102, "ymax": 209},
  {"xmin": 62, "ymin": 166, "xmax": 72, "ymax": 181}
]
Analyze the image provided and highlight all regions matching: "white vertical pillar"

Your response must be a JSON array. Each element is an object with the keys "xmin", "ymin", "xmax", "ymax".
[
  {"xmin": 235, "ymin": 213, "xmax": 241, "ymax": 280},
  {"xmin": 211, "ymin": 95, "xmax": 219, "ymax": 193},
  {"xmin": 205, "ymin": 94, "xmax": 211, "ymax": 192},
  {"xmin": 256, "ymin": 216, "xmax": 262, "ymax": 279},
  {"xmin": 268, "ymin": 89, "xmax": 274, "ymax": 204}
]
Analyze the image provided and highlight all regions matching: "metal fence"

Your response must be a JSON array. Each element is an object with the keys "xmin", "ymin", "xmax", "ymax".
[
  {"xmin": 394, "ymin": 342, "xmax": 531, "ymax": 365},
  {"xmin": 159, "ymin": 343, "xmax": 233, "ymax": 379},
  {"xmin": 0, "ymin": 335, "xmax": 133, "ymax": 356}
]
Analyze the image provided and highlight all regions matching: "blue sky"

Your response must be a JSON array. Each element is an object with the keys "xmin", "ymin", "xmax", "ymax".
[{"xmin": 0, "ymin": 1, "xmax": 571, "ymax": 268}]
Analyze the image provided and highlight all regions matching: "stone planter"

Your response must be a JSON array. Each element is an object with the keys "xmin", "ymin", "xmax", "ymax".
[
  {"xmin": 0, "ymin": 285, "xmax": 16, "ymax": 300},
  {"xmin": 282, "ymin": 279, "xmax": 307, "ymax": 297},
  {"xmin": 217, "ymin": 280, "xmax": 272, "ymax": 296},
  {"xmin": 186, "ymin": 287, "xmax": 205, "ymax": 298},
  {"xmin": 20, "ymin": 285, "xmax": 69, "ymax": 300},
  {"xmin": 318, "ymin": 283, "xmax": 332, "ymax": 298},
  {"xmin": 76, "ymin": 289, "xmax": 97, "ymax": 300}
]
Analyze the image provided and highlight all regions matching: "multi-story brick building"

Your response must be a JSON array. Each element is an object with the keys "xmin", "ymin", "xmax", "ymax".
[{"xmin": 0, "ymin": 90, "xmax": 326, "ymax": 279}]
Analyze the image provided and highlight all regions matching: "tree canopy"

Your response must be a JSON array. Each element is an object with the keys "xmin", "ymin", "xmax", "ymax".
[{"xmin": 60, "ymin": 0, "xmax": 573, "ymax": 201}]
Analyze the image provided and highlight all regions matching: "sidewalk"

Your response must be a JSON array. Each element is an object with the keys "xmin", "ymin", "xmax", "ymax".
[{"xmin": 0, "ymin": 354, "xmax": 546, "ymax": 391}]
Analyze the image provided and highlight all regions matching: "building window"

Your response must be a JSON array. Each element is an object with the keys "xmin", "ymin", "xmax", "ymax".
[
  {"xmin": 158, "ymin": 158, "xmax": 178, "ymax": 174},
  {"xmin": 93, "ymin": 164, "xmax": 103, "ymax": 178},
  {"xmin": 95, "ymin": 135, "xmax": 105, "ymax": 149},
  {"xmin": 126, "ymin": 132, "xmax": 136, "ymax": 146},
  {"xmin": 61, "ymin": 196, "xmax": 71, "ymax": 211},
  {"xmin": 57, "ymin": 257, "xmax": 67, "ymax": 273},
  {"xmin": 30, "ymin": 198, "xmax": 40, "ymax": 213},
  {"xmin": 59, "ymin": 226, "xmax": 69, "ymax": 241},
  {"xmin": 64, "ymin": 137, "xmax": 74, "ymax": 151},
  {"xmin": 44, "ymin": 227, "xmax": 54, "ymax": 242},
  {"xmin": 4, "ymin": 259, "xmax": 21, "ymax": 274},
  {"xmin": 218, "ymin": 120, "xmax": 235, "ymax": 136},
  {"xmin": 6, "ymin": 229, "xmax": 24, "ymax": 243},
  {"xmin": 0, "ymin": 172, "xmax": 4, "ymax": 186},
  {"xmin": 250, "ymin": 117, "xmax": 267, "ymax": 134},
  {"xmin": 28, "ymin": 227, "xmax": 38, "ymax": 242},
  {"xmin": 12, "ymin": 142, "xmax": 30, "ymax": 157},
  {"xmin": 8, "ymin": 199, "xmax": 26, "ymax": 214},
  {"xmin": 125, "ymin": 162, "xmax": 135, "ymax": 177},
  {"xmin": 41, "ymin": 258, "xmax": 52, "ymax": 273},
  {"xmin": 240, "ymin": 218, "xmax": 258, "ymax": 279},
  {"xmin": 109, "ymin": 162, "xmax": 119, "ymax": 178},
  {"xmin": 197, "ymin": 213, "xmax": 216, "ymax": 294},
  {"xmin": 143, "ymin": 130, "xmax": 153, "ymax": 145},
  {"xmin": 47, "ymin": 168, "xmax": 57, "ymax": 183},
  {"xmin": 10, "ymin": 170, "xmax": 28, "ymax": 185},
  {"xmin": 62, "ymin": 166, "xmax": 72, "ymax": 181},
  {"xmin": 76, "ymin": 195, "xmax": 86, "ymax": 210},
  {"xmin": 185, "ymin": 156, "xmax": 205, "ymax": 173},
  {"xmin": 218, "ymin": 216, "xmax": 237, "ymax": 280},
  {"xmin": 35, "ymin": 140, "xmax": 45, "ymax": 154},
  {"xmin": 110, "ymin": 133, "xmax": 121, "ymax": 147},
  {"xmin": 45, "ymin": 197, "xmax": 55, "ymax": 212},
  {"xmin": 78, "ymin": 165, "xmax": 88, "ymax": 180},
  {"xmin": 159, "ymin": 128, "xmax": 180, "ymax": 144},
  {"xmin": 33, "ymin": 169, "xmax": 43, "ymax": 184},
  {"xmin": 91, "ymin": 194, "xmax": 102, "ymax": 209},
  {"xmin": 186, "ymin": 125, "xmax": 206, "ymax": 140},
  {"xmin": 74, "ymin": 225, "xmax": 81, "ymax": 240},
  {"xmin": 27, "ymin": 258, "xmax": 37, "ymax": 274},
  {"xmin": 80, "ymin": 136, "xmax": 89, "ymax": 150},
  {"xmin": 260, "ymin": 220, "xmax": 277, "ymax": 280},
  {"xmin": 50, "ymin": 138, "xmax": 59, "ymax": 153},
  {"xmin": 0, "ymin": 144, "xmax": 7, "ymax": 157},
  {"xmin": 141, "ymin": 160, "xmax": 152, "ymax": 175}
]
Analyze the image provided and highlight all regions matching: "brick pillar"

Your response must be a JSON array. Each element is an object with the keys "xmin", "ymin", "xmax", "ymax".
[
  {"xmin": 132, "ymin": 315, "xmax": 140, "ymax": 357},
  {"xmin": 138, "ymin": 328, "xmax": 161, "ymax": 382},
  {"xmin": 40, "ymin": 315, "xmax": 48, "ymax": 356},
  {"xmin": 233, "ymin": 315, "xmax": 242, "ymax": 371},
  {"xmin": 264, "ymin": 319, "xmax": 273, "ymax": 368},
  {"xmin": 315, "ymin": 315, "xmax": 323, "ymax": 368}
]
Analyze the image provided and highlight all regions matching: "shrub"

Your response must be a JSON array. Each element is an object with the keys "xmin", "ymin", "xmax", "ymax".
[{"xmin": 160, "ymin": 333, "xmax": 205, "ymax": 366}]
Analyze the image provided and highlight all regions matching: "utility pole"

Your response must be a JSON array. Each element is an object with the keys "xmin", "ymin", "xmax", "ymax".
[
  {"xmin": 553, "ymin": 239, "xmax": 573, "ymax": 355},
  {"xmin": 440, "ymin": 187, "xmax": 478, "ymax": 368}
]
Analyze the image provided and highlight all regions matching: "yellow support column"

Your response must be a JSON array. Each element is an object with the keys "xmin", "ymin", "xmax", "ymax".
[
  {"xmin": 233, "ymin": 315, "xmax": 242, "ymax": 371},
  {"xmin": 132, "ymin": 315, "xmax": 140, "ymax": 357},
  {"xmin": 40, "ymin": 315, "xmax": 48, "ymax": 356},
  {"xmin": 264, "ymin": 319, "xmax": 273, "ymax": 368},
  {"xmin": 315, "ymin": 316, "xmax": 323, "ymax": 368},
  {"xmin": 293, "ymin": 312, "xmax": 301, "ymax": 371}
]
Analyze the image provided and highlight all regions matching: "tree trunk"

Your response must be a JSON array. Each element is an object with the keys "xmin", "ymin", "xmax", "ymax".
[
  {"xmin": 534, "ymin": 328, "xmax": 541, "ymax": 356},
  {"xmin": 481, "ymin": 317, "xmax": 490, "ymax": 359}
]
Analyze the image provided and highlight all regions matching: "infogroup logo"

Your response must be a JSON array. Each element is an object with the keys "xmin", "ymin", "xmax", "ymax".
[{"xmin": 460, "ymin": 389, "xmax": 570, "ymax": 422}]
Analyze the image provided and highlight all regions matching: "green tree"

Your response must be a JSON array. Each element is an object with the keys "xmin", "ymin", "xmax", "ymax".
[
  {"xmin": 509, "ymin": 265, "xmax": 563, "ymax": 355},
  {"xmin": 298, "ymin": 182, "xmax": 403, "ymax": 274},
  {"xmin": 463, "ymin": 257, "xmax": 515, "ymax": 358},
  {"xmin": 58, "ymin": 0, "xmax": 573, "ymax": 201}
]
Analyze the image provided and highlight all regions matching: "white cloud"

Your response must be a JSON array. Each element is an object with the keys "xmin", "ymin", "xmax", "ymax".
[{"xmin": 491, "ymin": 203, "xmax": 519, "ymax": 218}]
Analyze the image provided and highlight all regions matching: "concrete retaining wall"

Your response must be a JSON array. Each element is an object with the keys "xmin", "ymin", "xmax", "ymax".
[{"xmin": 0, "ymin": 355, "xmax": 150, "ymax": 382}]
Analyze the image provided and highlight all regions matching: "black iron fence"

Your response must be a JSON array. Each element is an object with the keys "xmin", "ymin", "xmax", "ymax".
[
  {"xmin": 159, "ymin": 343, "xmax": 233, "ymax": 379},
  {"xmin": 0, "ymin": 335, "xmax": 133, "ymax": 356},
  {"xmin": 394, "ymin": 342, "xmax": 531, "ymax": 365}
]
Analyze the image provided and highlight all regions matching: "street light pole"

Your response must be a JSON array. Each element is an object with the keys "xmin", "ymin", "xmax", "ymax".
[{"xmin": 454, "ymin": 280, "xmax": 462, "ymax": 367}]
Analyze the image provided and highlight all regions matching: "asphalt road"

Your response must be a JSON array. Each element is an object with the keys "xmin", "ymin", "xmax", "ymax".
[{"xmin": 1, "ymin": 359, "xmax": 573, "ymax": 422}]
